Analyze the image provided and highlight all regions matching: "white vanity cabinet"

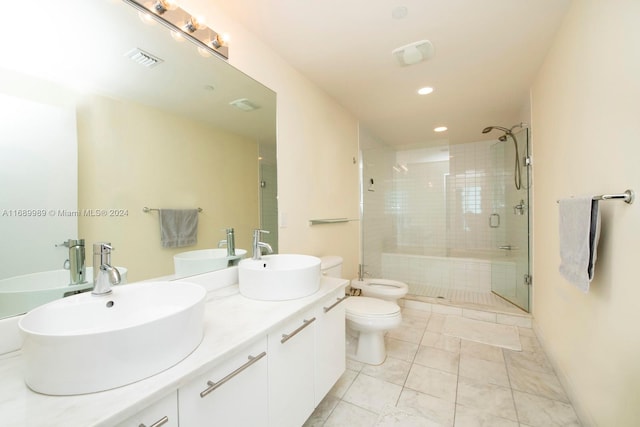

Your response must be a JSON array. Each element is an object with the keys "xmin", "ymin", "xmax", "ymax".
[
  {"xmin": 314, "ymin": 289, "xmax": 347, "ymax": 406},
  {"xmin": 115, "ymin": 390, "xmax": 178, "ymax": 427},
  {"xmin": 268, "ymin": 310, "xmax": 317, "ymax": 427},
  {"xmin": 178, "ymin": 337, "xmax": 268, "ymax": 427}
]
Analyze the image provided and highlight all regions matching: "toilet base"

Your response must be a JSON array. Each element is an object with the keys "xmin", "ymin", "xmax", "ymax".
[{"xmin": 345, "ymin": 326, "xmax": 387, "ymax": 365}]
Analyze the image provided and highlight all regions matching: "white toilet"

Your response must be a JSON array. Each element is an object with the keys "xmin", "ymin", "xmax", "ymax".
[
  {"xmin": 320, "ymin": 256, "xmax": 402, "ymax": 365},
  {"xmin": 349, "ymin": 278, "xmax": 408, "ymax": 304}
]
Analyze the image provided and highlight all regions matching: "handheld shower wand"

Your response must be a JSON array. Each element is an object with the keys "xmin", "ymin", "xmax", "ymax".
[{"xmin": 482, "ymin": 124, "xmax": 526, "ymax": 190}]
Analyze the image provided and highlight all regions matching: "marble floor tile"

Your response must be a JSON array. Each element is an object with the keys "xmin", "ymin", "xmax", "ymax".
[
  {"xmin": 414, "ymin": 345, "xmax": 460, "ymax": 374},
  {"xmin": 306, "ymin": 306, "xmax": 581, "ymax": 427},
  {"xmin": 405, "ymin": 363, "xmax": 458, "ymax": 402},
  {"xmin": 443, "ymin": 316, "xmax": 521, "ymax": 351},
  {"xmin": 386, "ymin": 326, "xmax": 426, "ymax": 344},
  {"xmin": 361, "ymin": 356, "xmax": 412, "ymax": 386},
  {"xmin": 385, "ymin": 337, "xmax": 419, "ymax": 362},
  {"xmin": 504, "ymin": 348, "xmax": 554, "ymax": 375},
  {"xmin": 455, "ymin": 376, "xmax": 517, "ymax": 421},
  {"xmin": 426, "ymin": 313, "xmax": 447, "ymax": 333},
  {"xmin": 507, "ymin": 364, "xmax": 569, "ymax": 402},
  {"xmin": 397, "ymin": 388, "xmax": 455, "ymax": 426},
  {"xmin": 375, "ymin": 404, "xmax": 441, "ymax": 427},
  {"xmin": 342, "ymin": 373, "xmax": 403, "ymax": 414},
  {"xmin": 459, "ymin": 354, "xmax": 510, "ymax": 387},
  {"xmin": 401, "ymin": 307, "xmax": 432, "ymax": 320},
  {"xmin": 460, "ymin": 339, "xmax": 505, "ymax": 363},
  {"xmin": 513, "ymin": 391, "xmax": 580, "ymax": 427},
  {"xmin": 303, "ymin": 394, "xmax": 340, "ymax": 427},
  {"xmin": 323, "ymin": 400, "xmax": 379, "ymax": 427},
  {"xmin": 329, "ymin": 368, "xmax": 358, "ymax": 399},
  {"xmin": 421, "ymin": 331, "xmax": 461, "ymax": 354},
  {"xmin": 453, "ymin": 404, "xmax": 519, "ymax": 427}
]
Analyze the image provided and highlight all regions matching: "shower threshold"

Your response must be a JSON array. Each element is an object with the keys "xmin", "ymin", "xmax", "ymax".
[{"xmin": 405, "ymin": 287, "xmax": 528, "ymax": 316}]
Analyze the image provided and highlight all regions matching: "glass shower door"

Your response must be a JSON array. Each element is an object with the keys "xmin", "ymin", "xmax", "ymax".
[{"xmin": 490, "ymin": 128, "xmax": 530, "ymax": 311}]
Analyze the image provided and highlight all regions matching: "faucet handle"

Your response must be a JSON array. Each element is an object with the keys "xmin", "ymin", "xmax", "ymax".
[{"xmin": 253, "ymin": 229, "xmax": 270, "ymax": 237}]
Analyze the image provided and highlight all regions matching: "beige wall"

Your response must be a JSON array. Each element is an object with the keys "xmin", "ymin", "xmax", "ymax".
[
  {"xmin": 531, "ymin": 1, "xmax": 640, "ymax": 425},
  {"xmin": 182, "ymin": 0, "xmax": 361, "ymax": 279},
  {"xmin": 78, "ymin": 94, "xmax": 259, "ymax": 282}
]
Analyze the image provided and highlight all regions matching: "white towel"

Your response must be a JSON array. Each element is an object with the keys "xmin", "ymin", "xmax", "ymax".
[
  {"xmin": 158, "ymin": 209, "xmax": 199, "ymax": 248},
  {"xmin": 558, "ymin": 197, "xmax": 601, "ymax": 292}
]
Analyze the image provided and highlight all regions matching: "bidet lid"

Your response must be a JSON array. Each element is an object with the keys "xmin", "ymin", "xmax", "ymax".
[{"xmin": 343, "ymin": 296, "xmax": 400, "ymax": 316}]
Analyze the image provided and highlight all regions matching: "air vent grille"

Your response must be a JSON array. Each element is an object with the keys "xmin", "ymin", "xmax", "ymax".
[{"xmin": 124, "ymin": 48, "xmax": 163, "ymax": 68}]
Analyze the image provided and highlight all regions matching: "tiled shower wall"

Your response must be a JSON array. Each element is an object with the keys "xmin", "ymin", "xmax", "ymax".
[{"xmin": 361, "ymin": 133, "xmax": 520, "ymax": 294}]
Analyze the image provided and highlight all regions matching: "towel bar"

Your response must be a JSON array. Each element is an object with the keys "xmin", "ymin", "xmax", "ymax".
[
  {"xmin": 557, "ymin": 189, "xmax": 634, "ymax": 204},
  {"xmin": 143, "ymin": 207, "xmax": 203, "ymax": 213},
  {"xmin": 309, "ymin": 218, "xmax": 358, "ymax": 225}
]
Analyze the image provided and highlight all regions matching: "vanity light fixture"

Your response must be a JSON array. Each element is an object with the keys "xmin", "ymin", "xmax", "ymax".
[
  {"xmin": 150, "ymin": 0, "xmax": 177, "ymax": 15},
  {"xmin": 123, "ymin": 0, "xmax": 229, "ymax": 59}
]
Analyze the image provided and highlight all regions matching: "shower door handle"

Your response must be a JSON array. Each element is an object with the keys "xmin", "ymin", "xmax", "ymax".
[{"xmin": 498, "ymin": 245, "xmax": 519, "ymax": 250}]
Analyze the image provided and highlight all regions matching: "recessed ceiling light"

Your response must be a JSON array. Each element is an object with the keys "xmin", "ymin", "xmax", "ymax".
[
  {"xmin": 434, "ymin": 126, "xmax": 448, "ymax": 132},
  {"xmin": 418, "ymin": 87, "xmax": 434, "ymax": 95}
]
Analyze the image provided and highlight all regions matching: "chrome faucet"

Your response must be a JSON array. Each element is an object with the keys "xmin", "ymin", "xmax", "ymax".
[
  {"xmin": 252, "ymin": 229, "xmax": 273, "ymax": 260},
  {"xmin": 56, "ymin": 239, "xmax": 87, "ymax": 285},
  {"xmin": 218, "ymin": 227, "xmax": 236, "ymax": 257},
  {"xmin": 92, "ymin": 242, "xmax": 121, "ymax": 295}
]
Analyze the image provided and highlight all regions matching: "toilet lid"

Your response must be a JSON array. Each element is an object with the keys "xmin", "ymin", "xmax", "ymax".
[{"xmin": 343, "ymin": 297, "xmax": 400, "ymax": 317}]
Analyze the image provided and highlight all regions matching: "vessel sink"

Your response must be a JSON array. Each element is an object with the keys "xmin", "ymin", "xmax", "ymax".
[
  {"xmin": 238, "ymin": 254, "xmax": 321, "ymax": 301},
  {"xmin": 0, "ymin": 266, "xmax": 127, "ymax": 319},
  {"xmin": 19, "ymin": 280, "xmax": 206, "ymax": 395},
  {"xmin": 174, "ymin": 248, "xmax": 247, "ymax": 277}
]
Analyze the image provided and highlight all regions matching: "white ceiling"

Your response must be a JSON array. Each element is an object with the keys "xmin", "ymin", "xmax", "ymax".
[{"xmin": 216, "ymin": 0, "xmax": 572, "ymax": 147}]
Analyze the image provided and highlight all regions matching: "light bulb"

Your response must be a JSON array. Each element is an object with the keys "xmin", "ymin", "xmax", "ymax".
[
  {"xmin": 434, "ymin": 126, "xmax": 448, "ymax": 132},
  {"xmin": 170, "ymin": 30, "xmax": 185, "ymax": 42},
  {"xmin": 184, "ymin": 15, "xmax": 205, "ymax": 33},
  {"xmin": 418, "ymin": 87, "xmax": 434, "ymax": 95},
  {"xmin": 151, "ymin": 0, "xmax": 178, "ymax": 15}
]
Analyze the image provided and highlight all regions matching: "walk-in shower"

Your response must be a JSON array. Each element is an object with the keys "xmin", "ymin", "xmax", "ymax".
[{"xmin": 359, "ymin": 124, "xmax": 531, "ymax": 313}]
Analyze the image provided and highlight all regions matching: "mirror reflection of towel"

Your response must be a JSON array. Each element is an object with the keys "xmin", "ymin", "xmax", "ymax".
[
  {"xmin": 558, "ymin": 197, "xmax": 601, "ymax": 292},
  {"xmin": 158, "ymin": 209, "xmax": 199, "ymax": 248}
]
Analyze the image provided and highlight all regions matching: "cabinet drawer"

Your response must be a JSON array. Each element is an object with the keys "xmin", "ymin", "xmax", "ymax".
[
  {"xmin": 179, "ymin": 337, "xmax": 268, "ymax": 427},
  {"xmin": 115, "ymin": 390, "xmax": 178, "ymax": 427}
]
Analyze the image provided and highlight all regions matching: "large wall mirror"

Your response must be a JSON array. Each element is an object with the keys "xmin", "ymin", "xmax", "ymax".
[{"xmin": 0, "ymin": 0, "xmax": 277, "ymax": 319}]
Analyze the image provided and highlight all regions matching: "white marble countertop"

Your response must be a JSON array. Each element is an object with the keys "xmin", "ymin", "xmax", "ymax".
[{"xmin": 0, "ymin": 271, "xmax": 347, "ymax": 427}]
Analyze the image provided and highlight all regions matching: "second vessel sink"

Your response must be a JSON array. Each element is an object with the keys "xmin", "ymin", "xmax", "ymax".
[
  {"xmin": 174, "ymin": 248, "xmax": 247, "ymax": 277},
  {"xmin": 238, "ymin": 254, "xmax": 321, "ymax": 301},
  {"xmin": 19, "ymin": 280, "xmax": 206, "ymax": 395}
]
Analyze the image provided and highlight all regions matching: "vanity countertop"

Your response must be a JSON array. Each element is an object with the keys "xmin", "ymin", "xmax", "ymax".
[{"xmin": 0, "ymin": 275, "xmax": 348, "ymax": 427}]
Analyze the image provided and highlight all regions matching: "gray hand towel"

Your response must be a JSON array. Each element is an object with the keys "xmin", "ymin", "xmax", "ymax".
[
  {"xmin": 158, "ymin": 209, "xmax": 199, "ymax": 248},
  {"xmin": 558, "ymin": 197, "xmax": 601, "ymax": 292}
]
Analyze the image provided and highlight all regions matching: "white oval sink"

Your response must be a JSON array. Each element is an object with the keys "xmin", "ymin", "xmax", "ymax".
[
  {"xmin": 19, "ymin": 281, "xmax": 206, "ymax": 395},
  {"xmin": 238, "ymin": 254, "xmax": 321, "ymax": 301},
  {"xmin": 0, "ymin": 267, "xmax": 127, "ymax": 319},
  {"xmin": 174, "ymin": 248, "xmax": 247, "ymax": 277}
]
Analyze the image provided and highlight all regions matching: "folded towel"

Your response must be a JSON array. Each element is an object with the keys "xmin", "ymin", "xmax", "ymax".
[
  {"xmin": 558, "ymin": 197, "xmax": 601, "ymax": 292},
  {"xmin": 158, "ymin": 209, "xmax": 199, "ymax": 248}
]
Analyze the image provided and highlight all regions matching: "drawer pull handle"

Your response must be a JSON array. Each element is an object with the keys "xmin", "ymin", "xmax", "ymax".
[
  {"xmin": 200, "ymin": 351, "xmax": 267, "ymax": 398},
  {"xmin": 323, "ymin": 295, "xmax": 349, "ymax": 313},
  {"xmin": 138, "ymin": 416, "xmax": 169, "ymax": 427},
  {"xmin": 281, "ymin": 317, "xmax": 316, "ymax": 344}
]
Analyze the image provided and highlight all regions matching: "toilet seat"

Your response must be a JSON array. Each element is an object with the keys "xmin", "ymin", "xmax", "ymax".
[
  {"xmin": 344, "ymin": 296, "xmax": 400, "ymax": 318},
  {"xmin": 350, "ymin": 278, "xmax": 408, "ymax": 299}
]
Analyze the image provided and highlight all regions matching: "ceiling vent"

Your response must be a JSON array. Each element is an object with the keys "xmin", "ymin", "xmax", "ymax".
[
  {"xmin": 392, "ymin": 40, "xmax": 434, "ymax": 66},
  {"xmin": 124, "ymin": 48, "xmax": 164, "ymax": 68}
]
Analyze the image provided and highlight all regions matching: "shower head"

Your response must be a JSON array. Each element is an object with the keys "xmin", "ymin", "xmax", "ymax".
[{"xmin": 482, "ymin": 126, "xmax": 511, "ymax": 134}]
